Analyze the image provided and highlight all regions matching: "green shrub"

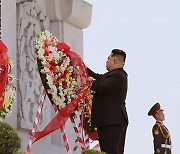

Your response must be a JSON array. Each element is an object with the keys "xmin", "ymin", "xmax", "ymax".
[
  {"xmin": 81, "ymin": 149, "xmax": 107, "ymax": 154},
  {"xmin": 13, "ymin": 151, "xmax": 27, "ymax": 154},
  {"xmin": 0, "ymin": 122, "xmax": 21, "ymax": 154}
]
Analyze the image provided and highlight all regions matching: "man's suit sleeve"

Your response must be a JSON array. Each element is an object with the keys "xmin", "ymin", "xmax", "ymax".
[
  {"xmin": 86, "ymin": 67, "xmax": 102, "ymax": 80},
  {"xmin": 91, "ymin": 73, "xmax": 123, "ymax": 94}
]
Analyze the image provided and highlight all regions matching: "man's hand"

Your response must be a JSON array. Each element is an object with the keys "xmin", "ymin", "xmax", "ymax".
[{"xmin": 87, "ymin": 77, "xmax": 94, "ymax": 81}]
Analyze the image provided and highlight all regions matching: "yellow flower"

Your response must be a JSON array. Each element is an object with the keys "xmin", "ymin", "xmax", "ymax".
[
  {"xmin": 65, "ymin": 73, "xmax": 70, "ymax": 79},
  {"xmin": 58, "ymin": 78, "xmax": 64, "ymax": 84},
  {"xmin": 56, "ymin": 66, "xmax": 60, "ymax": 73},
  {"xmin": 3, "ymin": 93, "xmax": 9, "ymax": 108}
]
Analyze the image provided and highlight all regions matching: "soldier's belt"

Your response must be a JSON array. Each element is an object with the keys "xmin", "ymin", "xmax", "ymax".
[{"xmin": 161, "ymin": 144, "xmax": 172, "ymax": 149}]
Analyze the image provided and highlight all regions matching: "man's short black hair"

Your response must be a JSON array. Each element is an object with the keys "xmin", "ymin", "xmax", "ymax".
[{"xmin": 111, "ymin": 49, "xmax": 126, "ymax": 62}]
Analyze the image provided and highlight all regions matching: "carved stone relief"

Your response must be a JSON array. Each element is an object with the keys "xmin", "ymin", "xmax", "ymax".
[{"xmin": 16, "ymin": 0, "xmax": 50, "ymax": 130}]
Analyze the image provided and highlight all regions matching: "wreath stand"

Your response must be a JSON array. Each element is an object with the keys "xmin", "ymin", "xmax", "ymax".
[{"xmin": 26, "ymin": 89, "xmax": 90, "ymax": 154}]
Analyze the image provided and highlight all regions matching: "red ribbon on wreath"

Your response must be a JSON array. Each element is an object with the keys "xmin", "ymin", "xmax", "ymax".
[{"xmin": 0, "ymin": 40, "xmax": 8, "ymax": 108}]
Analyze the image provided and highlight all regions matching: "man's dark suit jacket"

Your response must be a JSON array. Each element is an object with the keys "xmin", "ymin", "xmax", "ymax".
[{"xmin": 87, "ymin": 67, "xmax": 129, "ymax": 128}]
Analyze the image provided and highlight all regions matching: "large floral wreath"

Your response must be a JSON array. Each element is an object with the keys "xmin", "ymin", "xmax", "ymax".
[
  {"xmin": 0, "ymin": 40, "xmax": 16, "ymax": 118},
  {"xmin": 34, "ymin": 30, "xmax": 97, "ymax": 141},
  {"xmin": 35, "ymin": 31, "xmax": 83, "ymax": 109}
]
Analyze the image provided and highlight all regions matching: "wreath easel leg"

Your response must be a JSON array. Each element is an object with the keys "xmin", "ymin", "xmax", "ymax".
[
  {"xmin": 26, "ymin": 89, "xmax": 46, "ymax": 153},
  {"xmin": 54, "ymin": 106, "xmax": 72, "ymax": 154},
  {"xmin": 70, "ymin": 116, "xmax": 87, "ymax": 152},
  {"xmin": 61, "ymin": 126, "xmax": 72, "ymax": 154}
]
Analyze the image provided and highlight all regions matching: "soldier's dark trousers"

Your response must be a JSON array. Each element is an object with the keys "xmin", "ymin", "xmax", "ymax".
[{"xmin": 97, "ymin": 123, "xmax": 128, "ymax": 154}]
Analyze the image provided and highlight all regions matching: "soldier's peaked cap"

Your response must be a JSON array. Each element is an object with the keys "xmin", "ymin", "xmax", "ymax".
[{"xmin": 148, "ymin": 103, "xmax": 164, "ymax": 116}]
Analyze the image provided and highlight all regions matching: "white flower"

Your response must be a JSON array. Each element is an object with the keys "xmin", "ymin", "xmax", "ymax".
[
  {"xmin": 46, "ymin": 75, "xmax": 53, "ymax": 85},
  {"xmin": 37, "ymin": 48, "xmax": 45, "ymax": 59},
  {"xmin": 44, "ymin": 67, "xmax": 50, "ymax": 73},
  {"xmin": 45, "ymin": 30, "xmax": 51, "ymax": 40},
  {"xmin": 41, "ymin": 32, "xmax": 47, "ymax": 41},
  {"xmin": 53, "ymin": 51, "xmax": 60, "ymax": 60}
]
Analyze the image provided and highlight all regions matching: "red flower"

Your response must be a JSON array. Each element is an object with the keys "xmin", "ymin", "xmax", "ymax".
[
  {"xmin": 44, "ymin": 63, "xmax": 51, "ymax": 68},
  {"xmin": 51, "ymin": 37, "xmax": 55, "ymax": 46},
  {"xmin": 49, "ymin": 65, "xmax": 56, "ymax": 72},
  {"xmin": 49, "ymin": 60, "xmax": 57, "ymax": 66},
  {"xmin": 64, "ymin": 69, "xmax": 69, "ymax": 75},
  {"xmin": 61, "ymin": 73, "xmax": 66, "ymax": 78},
  {"xmin": 43, "ymin": 47, "xmax": 50, "ymax": 56},
  {"xmin": 71, "ymin": 72, "xmax": 76, "ymax": 78},
  {"xmin": 44, "ymin": 40, "xmax": 49, "ymax": 48},
  {"xmin": 63, "ymin": 81, "xmax": 67, "ymax": 89},
  {"xmin": 53, "ymin": 77, "xmax": 58, "ymax": 84}
]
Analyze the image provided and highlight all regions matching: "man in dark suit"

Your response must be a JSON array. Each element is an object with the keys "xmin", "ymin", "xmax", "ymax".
[
  {"xmin": 87, "ymin": 49, "xmax": 128, "ymax": 154},
  {"xmin": 148, "ymin": 103, "xmax": 172, "ymax": 154}
]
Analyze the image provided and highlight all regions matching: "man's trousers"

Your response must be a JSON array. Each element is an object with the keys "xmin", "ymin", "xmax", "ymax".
[{"xmin": 97, "ymin": 123, "xmax": 128, "ymax": 154}]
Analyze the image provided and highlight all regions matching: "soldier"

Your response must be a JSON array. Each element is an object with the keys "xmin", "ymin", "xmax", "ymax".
[{"xmin": 148, "ymin": 103, "xmax": 172, "ymax": 154}]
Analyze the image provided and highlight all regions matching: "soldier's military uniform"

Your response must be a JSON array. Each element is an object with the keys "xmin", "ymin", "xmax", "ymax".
[
  {"xmin": 148, "ymin": 103, "xmax": 172, "ymax": 154},
  {"xmin": 152, "ymin": 121, "xmax": 172, "ymax": 154}
]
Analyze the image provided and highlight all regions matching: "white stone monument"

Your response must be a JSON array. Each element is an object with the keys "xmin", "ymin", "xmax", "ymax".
[{"xmin": 1, "ymin": 0, "xmax": 92, "ymax": 153}]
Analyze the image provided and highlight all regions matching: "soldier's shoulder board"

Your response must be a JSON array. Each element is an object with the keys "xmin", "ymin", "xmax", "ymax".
[{"xmin": 153, "ymin": 123, "xmax": 160, "ymax": 130}]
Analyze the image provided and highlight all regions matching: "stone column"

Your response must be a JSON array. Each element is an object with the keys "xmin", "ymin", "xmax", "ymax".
[{"xmin": 46, "ymin": 0, "xmax": 92, "ymax": 57}]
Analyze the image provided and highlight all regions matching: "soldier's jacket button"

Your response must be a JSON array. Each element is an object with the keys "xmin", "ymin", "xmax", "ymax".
[{"xmin": 156, "ymin": 149, "xmax": 160, "ymax": 153}]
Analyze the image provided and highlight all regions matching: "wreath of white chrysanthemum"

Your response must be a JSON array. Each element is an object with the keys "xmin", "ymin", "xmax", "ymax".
[{"xmin": 35, "ymin": 30, "xmax": 82, "ymax": 109}]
